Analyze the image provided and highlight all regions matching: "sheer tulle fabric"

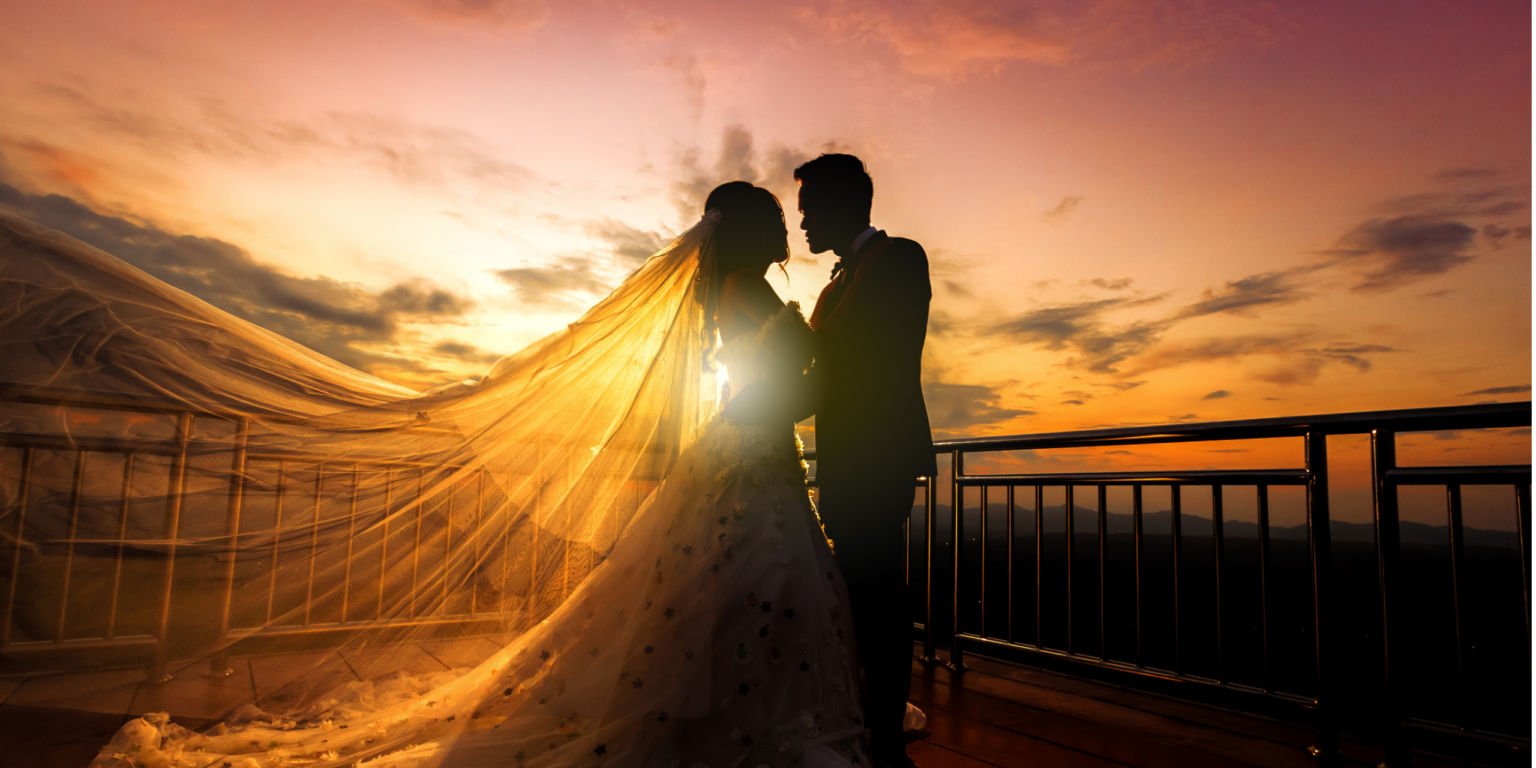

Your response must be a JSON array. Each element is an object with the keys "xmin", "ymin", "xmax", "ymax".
[{"xmin": 0, "ymin": 210, "xmax": 866, "ymax": 765}]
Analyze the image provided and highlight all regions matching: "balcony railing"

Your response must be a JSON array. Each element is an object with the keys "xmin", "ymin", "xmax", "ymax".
[
  {"xmin": 0, "ymin": 387, "xmax": 628, "ymax": 680},
  {"xmin": 804, "ymin": 402, "xmax": 1530, "ymax": 767},
  {"xmin": 1, "ymin": 388, "xmax": 1529, "ymax": 766}
]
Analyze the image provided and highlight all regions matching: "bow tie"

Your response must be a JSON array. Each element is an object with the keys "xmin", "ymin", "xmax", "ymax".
[{"xmin": 830, "ymin": 259, "xmax": 847, "ymax": 279}]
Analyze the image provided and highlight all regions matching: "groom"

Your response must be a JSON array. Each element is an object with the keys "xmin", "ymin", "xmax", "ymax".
[{"xmin": 727, "ymin": 154, "xmax": 936, "ymax": 768}]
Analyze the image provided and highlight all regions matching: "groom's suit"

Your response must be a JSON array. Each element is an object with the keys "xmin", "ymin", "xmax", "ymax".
[{"xmin": 803, "ymin": 228, "xmax": 936, "ymax": 759}]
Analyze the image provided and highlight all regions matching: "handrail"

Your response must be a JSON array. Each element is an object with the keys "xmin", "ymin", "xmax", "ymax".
[
  {"xmin": 806, "ymin": 400, "xmax": 1530, "ymax": 768},
  {"xmin": 801, "ymin": 401, "xmax": 1531, "ymax": 462}
]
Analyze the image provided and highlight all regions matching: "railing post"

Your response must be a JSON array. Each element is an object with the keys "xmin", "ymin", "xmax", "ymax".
[
  {"xmin": 2, "ymin": 447, "xmax": 34, "ymax": 648},
  {"xmin": 979, "ymin": 484, "xmax": 988, "ymax": 639},
  {"xmin": 1372, "ymin": 429, "xmax": 1409, "ymax": 767},
  {"xmin": 55, "ymin": 450, "xmax": 88, "ymax": 643},
  {"xmin": 1257, "ymin": 484, "xmax": 1272, "ymax": 694},
  {"xmin": 1006, "ymin": 484, "xmax": 1015, "ymax": 645},
  {"xmin": 1133, "ymin": 483, "xmax": 1143, "ymax": 668},
  {"xmin": 149, "ymin": 412, "xmax": 193, "ymax": 683},
  {"xmin": 1518, "ymin": 483, "xmax": 1531, "ymax": 643},
  {"xmin": 342, "ymin": 464, "xmax": 360, "ymax": 622},
  {"xmin": 921, "ymin": 475, "xmax": 938, "ymax": 664},
  {"xmin": 1305, "ymin": 431, "xmax": 1341, "ymax": 763},
  {"xmin": 1034, "ymin": 484, "xmax": 1044, "ymax": 650},
  {"xmin": 212, "ymin": 417, "xmax": 249, "ymax": 676},
  {"xmin": 1445, "ymin": 484, "xmax": 1470, "ymax": 730},
  {"xmin": 106, "ymin": 454, "xmax": 135, "ymax": 641},
  {"xmin": 947, "ymin": 449, "xmax": 966, "ymax": 671},
  {"xmin": 1172, "ymin": 483, "xmax": 1182, "ymax": 675},
  {"xmin": 1098, "ymin": 483, "xmax": 1107, "ymax": 662},
  {"xmin": 1066, "ymin": 484, "xmax": 1075, "ymax": 656},
  {"xmin": 1212, "ymin": 483, "xmax": 1225, "ymax": 684}
]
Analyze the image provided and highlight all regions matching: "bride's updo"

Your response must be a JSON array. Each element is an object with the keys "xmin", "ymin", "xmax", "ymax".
[{"xmin": 704, "ymin": 181, "xmax": 790, "ymax": 276}]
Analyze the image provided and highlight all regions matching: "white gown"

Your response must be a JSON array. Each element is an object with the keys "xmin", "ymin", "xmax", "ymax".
[{"xmin": 93, "ymin": 303, "xmax": 871, "ymax": 768}]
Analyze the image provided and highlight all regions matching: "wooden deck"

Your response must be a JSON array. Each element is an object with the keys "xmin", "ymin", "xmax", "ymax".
[
  {"xmin": 904, "ymin": 647, "xmax": 1462, "ymax": 768},
  {"xmin": 0, "ymin": 641, "xmax": 1464, "ymax": 768}
]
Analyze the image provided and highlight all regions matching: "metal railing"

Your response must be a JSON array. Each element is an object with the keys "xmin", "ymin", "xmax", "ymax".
[
  {"xmin": 3, "ymin": 387, "xmax": 1529, "ymax": 765},
  {"xmin": 804, "ymin": 402, "xmax": 1530, "ymax": 767},
  {"xmin": 0, "ymin": 388, "xmax": 560, "ymax": 679}
]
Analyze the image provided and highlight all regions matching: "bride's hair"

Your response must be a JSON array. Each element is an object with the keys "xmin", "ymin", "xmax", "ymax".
[{"xmin": 704, "ymin": 181, "xmax": 790, "ymax": 277}]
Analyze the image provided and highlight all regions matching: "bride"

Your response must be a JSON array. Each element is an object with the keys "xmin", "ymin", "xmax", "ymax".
[{"xmin": 55, "ymin": 181, "xmax": 872, "ymax": 767}]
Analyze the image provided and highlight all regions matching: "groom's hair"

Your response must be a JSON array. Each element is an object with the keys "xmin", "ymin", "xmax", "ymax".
[{"xmin": 793, "ymin": 154, "xmax": 873, "ymax": 223}]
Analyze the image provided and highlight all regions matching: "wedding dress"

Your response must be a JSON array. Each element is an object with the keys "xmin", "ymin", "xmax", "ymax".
[
  {"xmin": 0, "ymin": 208, "xmax": 870, "ymax": 767},
  {"xmin": 92, "ymin": 307, "xmax": 868, "ymax": 768}
]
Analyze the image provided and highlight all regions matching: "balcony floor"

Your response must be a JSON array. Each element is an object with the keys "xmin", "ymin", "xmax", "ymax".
[{"xmin": 1, "ymin": 640, "xmax": 1463, "ymax": 768}]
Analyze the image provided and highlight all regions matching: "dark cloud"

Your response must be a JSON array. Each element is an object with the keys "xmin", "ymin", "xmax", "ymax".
[
  {"xmin": 988, "ymin": 296, "xmax": 1168, "ymax": 373},
  {"xmin": 1248, "ymin": 343, "xmax": 1397, "ymax": 385},
  {"xmin": 585, "ymin": 217, "xmax": 668, "ymax": 265},
  {"xmin": 1304, "ymin": 343, "xmax": 1397, "ymax": 372},
  {"xmin": 31, "ymin": 84, "xmax": 536, "ymax": 196},
  {"xmin": 1087, "ymin": 277, "xmax": 1132, "ymax": 290},
  {"xmin": 1432, "ymin": 167, "xmax": 1500, "ymax": 183},
  {"xmin": 431, "ymin": 340, "xmax": 504, "ymax": 365},
  {"xmin": 1123, "ymin": 333, "xmax": 1397, "ymax": 385},
  {"xmin": 986, "ymin": 262, "xmax": 1397, "ymax": 384},
  {"xmin": 1324, "ymin": 215, "xmax": 1477, "ymax": 292},
  {"xmin": 493, "ymin": 255, "xmax": 609, "ymax": 307},
  {"xmin": 1460, "ymin": 385, "xmax": 1531, "ymax": 396},
  {"xmin": 1202, "ymin": 390, "xmax": 1231, "ymax": 400},
  {"xmin": 671, "ymin": 126, "xmax": 815, "ymax": 221},
  {"xmin": 1128, "ymin": 334, "xmax": 1299, "ymax": 376},
  {"xmin": 378, "ymin": 283, "xmax": 475, "ymax": 315},
  {"xmin": 1041, "ymin": 195, "xmax": 1083, "ymax": 222},
  {"xmin": 942, "ymin": 280, "xmax": 975, "ymax": 298},
  {"xmin": 923, "ymin": 381, "xmax": 1034, "ymax": 433},
  {"xmin": 1174, "ymin": 269, "xmax": 1310, "ymax": 318},
  {"xmin": 1062, "ymin": 399, "xmax": 1085, "ymax": 406},
  {"xmin": 1321, "ymin": 171, "xmax": 1527, "ymax": 292},
  {"xmin": 927, "ymin": 309, "xmax": 958, "ymax": 338},
  {"xmin": 1483, "ymin": 224, "xmax": 1514, "ymax": 247},
  {"xmin": 0, "ymin": 183, "xmax": 472, "ymax": 372}
]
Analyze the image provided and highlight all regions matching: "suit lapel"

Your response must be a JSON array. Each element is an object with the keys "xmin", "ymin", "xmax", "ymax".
[{"xmin": 809, "ymin": 231, "xmax": 887, "ymax": 331}]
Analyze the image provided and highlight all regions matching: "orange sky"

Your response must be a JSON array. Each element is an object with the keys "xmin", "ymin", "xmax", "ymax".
[{"xmin": 0, "ymin": 0, "xmax": 1529, "ymax": 505}]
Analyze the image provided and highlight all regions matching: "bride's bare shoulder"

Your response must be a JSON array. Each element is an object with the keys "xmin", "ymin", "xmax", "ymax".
[{"xmin": 720, "ymin": 269, "xmax": 784, "ymax": 321}]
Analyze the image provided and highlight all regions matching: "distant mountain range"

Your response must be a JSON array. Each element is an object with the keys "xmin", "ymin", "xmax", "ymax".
[{"xmin": 932, "ymin": 504, "xmax": 1523, "ymax": 549}]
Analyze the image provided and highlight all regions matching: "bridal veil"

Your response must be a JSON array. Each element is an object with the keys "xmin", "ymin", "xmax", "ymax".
[{"xmin": 0, "ymin": 209, "xmax": 725, "ymax": 744}]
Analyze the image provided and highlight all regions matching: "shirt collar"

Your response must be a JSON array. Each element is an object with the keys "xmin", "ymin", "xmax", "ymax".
[{"xmin": 847, "ymin": 226, "xmax": 879, "ymax": 258}]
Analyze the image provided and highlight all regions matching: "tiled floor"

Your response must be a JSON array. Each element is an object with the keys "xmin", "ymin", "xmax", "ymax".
[{"xmin": 0, "ymin": 641, "xmax": 1472, "ymax": 768}]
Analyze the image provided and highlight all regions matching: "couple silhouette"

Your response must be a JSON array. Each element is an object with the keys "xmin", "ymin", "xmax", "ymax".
[
  {"xmin": 719, "ymin": 153, "xmax": 937, "ymax": 768},
  {"xmin": 69, "ymin": 153, "xmax": 936, "ymax": 768}
]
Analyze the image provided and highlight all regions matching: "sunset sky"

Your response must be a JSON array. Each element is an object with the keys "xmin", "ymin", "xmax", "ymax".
[{"xmin": 1, "ymin": 0, "xmax": 1529, "ymax": 498}]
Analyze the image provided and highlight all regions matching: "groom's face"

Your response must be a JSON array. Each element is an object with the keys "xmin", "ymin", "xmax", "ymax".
[{"xmin": 797, "ymin": 184, "xmax": 834, "ymax": 255}]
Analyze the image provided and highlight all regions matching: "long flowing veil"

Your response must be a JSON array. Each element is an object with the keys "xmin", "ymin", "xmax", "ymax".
[{"xmin": 0, "ymin": 209, "xmax": 723, "ymax": 758}]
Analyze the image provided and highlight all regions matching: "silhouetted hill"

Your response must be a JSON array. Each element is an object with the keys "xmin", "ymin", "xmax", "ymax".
[{"xmin": 932, "ymin": 503, "xmax": 1522, "ymax": 549}]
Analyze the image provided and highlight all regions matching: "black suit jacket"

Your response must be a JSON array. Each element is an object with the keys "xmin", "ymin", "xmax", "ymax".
[{"xmin": 802, "ymin": 232, "xmax": 938, "ymax": 484}]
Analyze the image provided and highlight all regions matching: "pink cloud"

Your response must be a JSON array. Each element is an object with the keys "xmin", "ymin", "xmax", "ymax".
[
  {"xmin": 396, "ymin": 0, "xmax": 547, "ymax": 31},
  {"xmin": 797, "ymin": 0, "xmax": 1298, "ymax": 78}
]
